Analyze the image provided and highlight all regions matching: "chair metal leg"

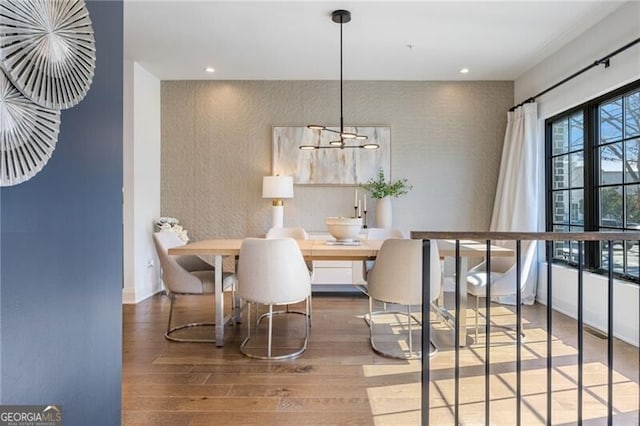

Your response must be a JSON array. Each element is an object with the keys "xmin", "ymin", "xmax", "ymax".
[
  {"xmin": 364, "ymin": 298, "xmax": 393, "ymax": 328},
  {"xmin": 240, "ymin": 298, "xmax": 310, "ymax": 360},
  {"xmin": 369, "ymin": 297, "xmax": 374, "ymax": 336},
  {"xmin": 306, "ymin": 297, "xmax": 310, "ymax": 335},
  {"xmin": 246, "ymin": 301, "xmax": 252, "ymax": 339},
  {"xmin": 475, "ymin": 296, "xmax": 480, "ymax": 342},
  {"xmin": 368, "ymin": 299, "xmax": 427, "ymax": 360},
  {"xmin": 408, "ymin": 304, "xmax": 413, "ymax": 353},
  {"xmin": 166, "ymin": 293, "xmax": 175, "ymax": 334},
  {"xmin": 267, "ymin": 304, "xmax": 273, "ymax": 358},
  {"xmin": 164, "ymin": 293, "xmax": 216, "ymax": 343}
]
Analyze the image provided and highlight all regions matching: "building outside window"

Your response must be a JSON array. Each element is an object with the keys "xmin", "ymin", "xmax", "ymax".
[{"xmin": 546, "ymin": 79, "xmax": 640, "ymax": 280}]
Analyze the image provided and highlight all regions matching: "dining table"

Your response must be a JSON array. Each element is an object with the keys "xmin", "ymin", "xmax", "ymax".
[{"xmin": 168, "ymin": 238, "xmax": 514, "ymax": 347}]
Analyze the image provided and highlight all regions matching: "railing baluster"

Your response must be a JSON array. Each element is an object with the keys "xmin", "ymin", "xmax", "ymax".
[
  {"xmin": 607, "ymin": 241, "xmax": 614, "ymax": 426},
  {"xmin": 546, "ymin": 240, "xmax": 553, "ymax": 426},
  {"xmin": 421, "ymin": 239, "xmax": 431, "ymax": 426},
  {"xmin": 577, "ymin": 240, "xmax": 584, "ymax": 424},
  {"xmin": 485, "ymin": 239, "xmax": 492, "ymax": 426},
  {"xmin": 404, "ymin": 231, "xmax": 640, "ymax": 426},
  {"xmin": 516, "ymin": 240, "xmax": 522, "ymax": 426},
  {"xmin": 455, "ymin": 240, "xmax": 461, "ymax": 426}
]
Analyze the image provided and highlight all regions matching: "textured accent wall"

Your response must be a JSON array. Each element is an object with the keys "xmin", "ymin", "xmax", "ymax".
[
  {"xmin": 161, "ymin": 80, "xmax": 512, "ymax": 240},
  {"xmin": 0, "ymin": 1, "xmax": 123, "ymax": 422}
]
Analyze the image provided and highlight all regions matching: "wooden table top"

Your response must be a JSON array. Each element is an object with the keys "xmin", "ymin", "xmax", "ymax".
[
  {"xmin": 168, "ymin": 239, "xmax": 382, "ymax": 260},
  {"xmin": 168, "ymin": 238, "xmax": 514, "ymax": 259}
]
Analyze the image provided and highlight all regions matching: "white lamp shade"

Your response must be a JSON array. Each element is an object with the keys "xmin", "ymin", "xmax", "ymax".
[{"xmin": 262, "ymin": 176, "xmax": 293, "ymax": 198}]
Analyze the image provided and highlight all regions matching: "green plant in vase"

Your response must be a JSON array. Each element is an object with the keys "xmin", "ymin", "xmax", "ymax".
[
  {"xmin": 361, "ymin": 170, "xmax": 412, "ymax": 229},
  {"xmin": 362, "ymin": 169, "xmax": 412, "ymax": 199}
]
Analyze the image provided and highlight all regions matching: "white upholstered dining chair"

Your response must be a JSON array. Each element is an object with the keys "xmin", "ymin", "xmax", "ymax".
[
  {"xmin": 359, "ymin": 228, "xmax": 407, "ymax": 296},
  {"xmin": 366, "ymin": 239, "xmax": 442, "ymax": 359},
  {"xmin": 467, "ymin": 241, "xmax": 536, "ymax": 341},
  {"xmin": 266, "ymin": 227, "xmax": 313, "ymax": 273},
  {"xmin": 237, "ymin": 238, "xmax": 312, "ymax": 360},
  {"xmin": 266, "ymin": 227, "xmax": 309, "ymax": 240},
  {"xmin": 152, "ymin": 231, "xmax": 236, "ymax": 343},
  {"xmin": 365, "ymin": 228, "xmax": 406, "ymax": 240}
]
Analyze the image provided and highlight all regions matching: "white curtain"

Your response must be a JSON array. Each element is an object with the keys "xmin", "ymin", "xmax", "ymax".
[{"xmin": 491, "ymin": 103, "xmax": 539, "ymax": 304}]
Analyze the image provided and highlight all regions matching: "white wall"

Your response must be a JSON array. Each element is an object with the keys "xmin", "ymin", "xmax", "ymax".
[
  {"xmin": 515, "ymin": 1, "xmax": 640, "ymax": 345},
  {"xmin": 515, "ymin": 2, "xmax": 639, "ymax": 114},
  {"xmin": 123, "ymin": 61, "xmax": 162, "ymax": 304},
  {"xmin": 538, "ymin": 264, "xmax": 639, "ymax": 346}
]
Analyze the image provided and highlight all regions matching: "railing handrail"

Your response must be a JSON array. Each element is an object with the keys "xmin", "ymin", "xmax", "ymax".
[{"xmin": 411, "ymin": 230, "xmax": 640, "ymax": 241}]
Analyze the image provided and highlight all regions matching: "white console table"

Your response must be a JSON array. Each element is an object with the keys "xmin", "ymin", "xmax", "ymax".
[{"xmin": 308, "ymin": 232, "xmax": 366, "ymax": 287}]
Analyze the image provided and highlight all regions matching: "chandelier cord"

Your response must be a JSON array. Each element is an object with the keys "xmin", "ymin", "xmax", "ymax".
[
  {"xmin": 339, "ymin": 13, "xmax": 344, "ymax": 141},
  {"xmin": 299, "ymin": 9, "xmax": 379, "ymax": 150}
]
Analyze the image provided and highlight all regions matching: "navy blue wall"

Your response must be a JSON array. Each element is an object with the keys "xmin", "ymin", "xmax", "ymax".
[{"xmin": 0, "ymin": 1, "xmax": 123, "ymax": 425}]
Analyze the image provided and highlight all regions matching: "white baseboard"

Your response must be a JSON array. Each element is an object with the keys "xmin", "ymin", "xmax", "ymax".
[
  {"xmin": 122, "ymin": 288, "xmax": 163, "ymax": 304},
  {"xmin": 122, "ymin": 288, "xmax": 137, "ymax": 304}
]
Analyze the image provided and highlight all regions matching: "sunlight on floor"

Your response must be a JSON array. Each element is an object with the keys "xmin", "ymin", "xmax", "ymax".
[{"xmin": 358, "ymin": 302, "xmax": 639, "ymax": 425}]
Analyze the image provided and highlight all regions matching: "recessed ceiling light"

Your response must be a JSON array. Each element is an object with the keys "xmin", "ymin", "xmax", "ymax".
[
  {"xmin": 205, "ymin": 67, "xmax": 215, "ymax": 73},
  {"xmin": 460, "ymin": 68, "xmax": 470, "ymax": 74}
]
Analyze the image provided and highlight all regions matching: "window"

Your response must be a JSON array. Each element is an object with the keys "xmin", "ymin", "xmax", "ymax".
[{"xmin": 546, "ymin": 79, "xmax": 640, "ymax": 280}]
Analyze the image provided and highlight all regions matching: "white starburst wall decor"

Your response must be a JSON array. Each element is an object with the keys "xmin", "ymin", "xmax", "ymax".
[
  {"xmin": 0, "ymin": 70, "xmax": 60, "ymax": 186},
  {"xmin": 0, "ymin": 0, "xmax": 96, "ymax": 109},
  {"xmin": 0, "ymin": 0, "xmax": 95, "ymax": 186}
]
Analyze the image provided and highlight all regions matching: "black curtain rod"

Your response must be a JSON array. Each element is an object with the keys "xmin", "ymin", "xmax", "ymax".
[{"xmin": 510, "ymin": 37, "xmax": 640, "ymax": 112}]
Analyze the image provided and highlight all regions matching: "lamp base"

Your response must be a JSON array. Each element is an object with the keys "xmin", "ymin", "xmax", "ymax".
[{"xmin": 271, "ymin": 205, "xmax": 284, "ymax": 229}]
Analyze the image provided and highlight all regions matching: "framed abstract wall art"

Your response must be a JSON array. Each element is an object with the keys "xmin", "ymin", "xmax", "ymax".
[{"xmin": 272, "ymin": 126, "xmax": 391, "ymax": 185}]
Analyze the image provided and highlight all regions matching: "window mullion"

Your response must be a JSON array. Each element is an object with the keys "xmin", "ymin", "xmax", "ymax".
[
  {"xmin": 545, "ymin": 78, "xmax": 640, "ymax": 280},
  {"xmin": 585, "ymin": 101, "xmax": 599, "ymax": 270}
]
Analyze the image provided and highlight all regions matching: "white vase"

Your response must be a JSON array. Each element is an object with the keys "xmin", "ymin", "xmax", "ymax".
[{"xmin": 376, "ymin": 196, "xmax": 392, "ymax": 228}]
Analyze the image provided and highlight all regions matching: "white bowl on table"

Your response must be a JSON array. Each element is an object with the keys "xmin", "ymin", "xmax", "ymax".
[{"xmin": 326, "ymin": 217, "xmax": 363, "ymax": 242}]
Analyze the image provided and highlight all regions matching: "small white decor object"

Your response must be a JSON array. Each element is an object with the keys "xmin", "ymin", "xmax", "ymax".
[
  {"xmin": 154, "ymin": 217, "xmax": 189, "ymax": 242},
  {"xmin": 0, "ymin": 69, "xmax": 60, "ymax": 186},
  {"xmin": 0, "ymin": 0, "xmax": 96, "ymax": 109},
  {"xmin": 326, "ymin": 217, "xmax": 362, "ymax": 242}
]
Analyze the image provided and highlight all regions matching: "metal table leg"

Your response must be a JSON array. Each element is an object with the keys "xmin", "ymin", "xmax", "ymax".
[
  {"xmin": 214, "ymin": 254, "xmax": 224, "ymax": 347},
  {"xmin": 458, "ymin": 257, "xmax": 468, "ymax": 347}
]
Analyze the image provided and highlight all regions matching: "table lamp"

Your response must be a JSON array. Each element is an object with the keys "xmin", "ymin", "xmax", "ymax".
[{"xmin": 262, "ymin": 176, "xmax": 293, "ymax": 229}]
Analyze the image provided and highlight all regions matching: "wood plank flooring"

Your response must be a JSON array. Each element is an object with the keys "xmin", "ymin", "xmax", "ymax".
[{"xmin": 122, "ymin": 292, "xmax": 639, "ymax": 425}]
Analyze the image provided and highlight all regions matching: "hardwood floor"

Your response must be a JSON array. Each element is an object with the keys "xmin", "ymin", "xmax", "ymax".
[{"xmin": 122, "ymin": 292, "xmax": 639, "ymax": 425}]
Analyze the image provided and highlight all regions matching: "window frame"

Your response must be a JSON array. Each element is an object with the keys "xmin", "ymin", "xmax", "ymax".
[{"xmin": 545, "ymin": 78, "xmax": 640, "ymax": 281}]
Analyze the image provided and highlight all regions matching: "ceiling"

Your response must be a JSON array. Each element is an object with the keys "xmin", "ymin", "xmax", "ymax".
[{"xmin": 124, "ymin": 1, "xmax": 625, "ymax": 81}]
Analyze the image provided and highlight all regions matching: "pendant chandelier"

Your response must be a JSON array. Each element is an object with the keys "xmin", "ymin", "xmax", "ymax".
[{"xmin": 299, "ymin": 10, "xmax": 379, "ymax": 150}]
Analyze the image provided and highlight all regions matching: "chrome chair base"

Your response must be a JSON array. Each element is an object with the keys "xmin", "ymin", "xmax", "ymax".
[
  {"xmin": 164, "ymin": 291, "xmax": 236, "ymax": 343},
  {"xmin": 165, "ymin": 322, "xmax": 216, "ymax": 343},
  {"xmin": 256, "ymin": 308, "xmax": 308, "ymax": 325},
  {"xmin": 240, "ymin": 298, "xmax": 310, "ymax": 360},
  {"xmin": 367, "ymin": 299, "xmax": 438, "ymax": 360}
]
